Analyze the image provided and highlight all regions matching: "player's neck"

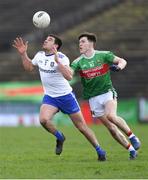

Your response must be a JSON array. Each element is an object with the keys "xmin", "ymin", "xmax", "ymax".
[
  {"xmin": 45, "ymin": 50, "xmax": 55, "ymax": 56},
  {"xmin": 84, "ymin": 49, "xmax": 95, "ymax": 58}
]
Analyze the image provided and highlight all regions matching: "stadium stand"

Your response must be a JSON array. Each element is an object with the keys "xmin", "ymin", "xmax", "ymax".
[
  {"xmin": 0, "ymin": 0, "xmax": 123, "ymax": 80},
  {"xmin": 0, "ymin": 0, "xmax": 122, "ymax": 51},
  {"xmin": 0, "ymin": 0, "xmax": 148, "ymax": 98}
]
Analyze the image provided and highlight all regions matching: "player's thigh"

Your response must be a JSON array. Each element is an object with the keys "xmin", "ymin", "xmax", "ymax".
[
  {"xmin": 39, "ymin": 104, "xmax": 58, "ymax": 121},
  {"xmin": 69, "ymin": 111, "xmax": 86, "ymax": 128},
  {"xmin": 104, "ymin": 99, "xmax": 117, "ymax": 116}
]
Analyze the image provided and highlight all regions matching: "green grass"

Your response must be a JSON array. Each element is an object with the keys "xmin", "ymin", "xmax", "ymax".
[{"xmin": 0, "ymin": 124, "xmax": 148, "ymax": 179}]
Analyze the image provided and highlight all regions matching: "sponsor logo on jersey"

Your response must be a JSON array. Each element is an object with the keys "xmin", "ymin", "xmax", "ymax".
[
  {"xmin": 79, "ymin": 64, "xmax": 109, "ymax": 79},
  {"xmin": 39, "ymin": 67, "xmax": 56, "ymax": 73}
]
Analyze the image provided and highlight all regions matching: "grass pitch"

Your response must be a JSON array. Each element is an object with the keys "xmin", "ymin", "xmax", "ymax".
[{"xmin": 0, "ymin": 124, "xmax": 148, "ymax": 179}]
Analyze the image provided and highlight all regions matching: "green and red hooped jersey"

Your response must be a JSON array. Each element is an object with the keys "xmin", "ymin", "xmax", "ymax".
[{"xmin": 71, "ymin": 50, "xmax": 117, "ymax": 99}]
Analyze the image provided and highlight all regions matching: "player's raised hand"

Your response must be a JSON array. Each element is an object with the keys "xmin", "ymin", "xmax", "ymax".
[
  {"xmin": 12, "ymin": 37, "xmax": 28, "ymax": 55},
  {"xmin": 52, "ymin": 46, "xmax": 59, "ymax": 63}
]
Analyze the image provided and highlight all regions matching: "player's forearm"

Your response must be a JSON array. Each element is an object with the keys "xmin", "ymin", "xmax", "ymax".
[
  {"xmin": 57, "ymin": 62, "xmax": 73, "ymax": 80},
  {"xmin": 21, "ymin": 52, "xmax": 34, "ymax": 72}
]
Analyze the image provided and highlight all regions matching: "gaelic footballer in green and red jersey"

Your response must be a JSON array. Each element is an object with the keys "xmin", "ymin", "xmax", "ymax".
[{"xmin": 71, "ymin": 50, "xmax": 117, "ymax": 99}]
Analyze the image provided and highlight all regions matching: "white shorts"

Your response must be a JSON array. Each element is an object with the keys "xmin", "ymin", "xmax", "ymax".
[{"xmin": 89, "ymin": 91, "xmax": 116, "ymax": 117}]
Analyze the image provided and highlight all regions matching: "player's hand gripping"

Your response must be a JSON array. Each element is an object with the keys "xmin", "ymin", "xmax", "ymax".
[
  {"xmin": 110, "ymin": 64, "xmax": 121, "ymax": 72},
  {"xmin": 12, "ymin": 37, "xmax": 28, "ymax": 55}
]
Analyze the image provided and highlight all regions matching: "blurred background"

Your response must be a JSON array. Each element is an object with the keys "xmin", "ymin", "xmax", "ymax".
[{"xmin": 0, "ymin": 0, "xmax": 148, "ymax": 126}]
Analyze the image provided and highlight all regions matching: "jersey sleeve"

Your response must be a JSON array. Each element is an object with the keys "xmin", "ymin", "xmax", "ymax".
[
  {"xmin": 58, "ymin": 53, "xmax": 70, "ymax": 66},
  {"xmin": 70, "ymin": 58, "xmax": 80, "ymax": 72},
  {"xmin": 32, "ymin": 52, "xmax": 39, "ymax": 66},
  {"xmin": 104, "ymin": 51, "xmax": 115, "ymax": 65}
]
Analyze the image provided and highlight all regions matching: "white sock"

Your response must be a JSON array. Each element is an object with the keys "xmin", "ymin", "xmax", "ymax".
[
  {"xmin": 129, "ymin": 134, "xmax": 135, "ymax": 139},
  {"xmin": 128, "ymin": 144, "xmax": 135, "ymax": 152}
]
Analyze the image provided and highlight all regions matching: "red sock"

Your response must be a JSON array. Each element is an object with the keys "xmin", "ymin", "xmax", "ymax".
[
  {"xmin": 127, "ymin": 131, "xmax": 132, "ymax": 137},
  {"xmin": 126, "ymin": 143, "xmax": 131, "ymax": 150}
]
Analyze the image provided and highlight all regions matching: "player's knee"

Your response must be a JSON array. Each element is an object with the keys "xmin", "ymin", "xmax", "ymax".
[
  {"xmin": 39, "ymin": 116, "xmax": 48, "ymax": 125},
  {"xmin": 106, "ymin": 113, "xmax": 117, "ymax": 122}
]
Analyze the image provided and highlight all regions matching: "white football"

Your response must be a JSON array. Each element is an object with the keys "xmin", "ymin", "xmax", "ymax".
[{"xmin": 33, "ymin": 11, "xmax": 50, "ymax": 29}]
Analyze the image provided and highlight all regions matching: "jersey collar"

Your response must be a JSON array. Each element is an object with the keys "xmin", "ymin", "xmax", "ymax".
[
  {"xmin": 45, "ymin": 52, "xmax": 54, "ymax": 56},
  {"xmin": 82, "ymin": 50, "xmax": 95, "ymax": 59}
]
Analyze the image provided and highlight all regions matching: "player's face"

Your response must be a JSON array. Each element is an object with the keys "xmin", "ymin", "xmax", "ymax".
[
  {"xmin": 42, "ymin": 36, "xmax": 56, "ymax": 51},
  {"xmin": 79, "ymin": 37, "xmax": 93, "ymax": 54}
]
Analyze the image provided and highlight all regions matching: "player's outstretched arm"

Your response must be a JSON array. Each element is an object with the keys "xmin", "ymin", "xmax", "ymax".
[{"xmin": 12, "ymin": 37, "xmax": 34, "ymax": 72}]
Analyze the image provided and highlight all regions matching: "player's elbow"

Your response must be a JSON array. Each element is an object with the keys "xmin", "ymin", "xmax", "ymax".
[
  {"xmin": 124, "ymin": 59, "xmax": 127, "ymax": 66},
  {"xmin": 65, "ymin": 74, "xmax": 73, "ymax": 81},
  {"xmin": 122, "ymin": 59, "xmax": 127, "ymax": 68},
  {"xmin": 118, "ymin": 58, "xmax": 127, "ymax": 70},
  {"xmin": 66, "ymin": 69, "xmax": 73, "ymax": 80}
]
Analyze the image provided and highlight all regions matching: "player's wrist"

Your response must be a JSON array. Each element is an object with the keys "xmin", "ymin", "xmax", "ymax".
[
  {"xmin": 54, "ymin": 53, "xmax": 60, "ymax": 64},
  {"xmin": 20, "ymin": 51, "xmax": 27, "ymax": 56},
  {"xmin": 110, "ymin": 64, "xmax": 121, "ymax": 72},
  {"xmin": 55, "ymin": 57, "xmax": 60, "ymax": 64}
]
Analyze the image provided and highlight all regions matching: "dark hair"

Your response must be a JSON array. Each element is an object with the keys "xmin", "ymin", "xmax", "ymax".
[
  {"xmin": 49, "ymin": 34, "xmax": 62, "ymax": 50},
  {"xmin": 78, "ymin": 32, "xmax": 97, "ymax": 45}
]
